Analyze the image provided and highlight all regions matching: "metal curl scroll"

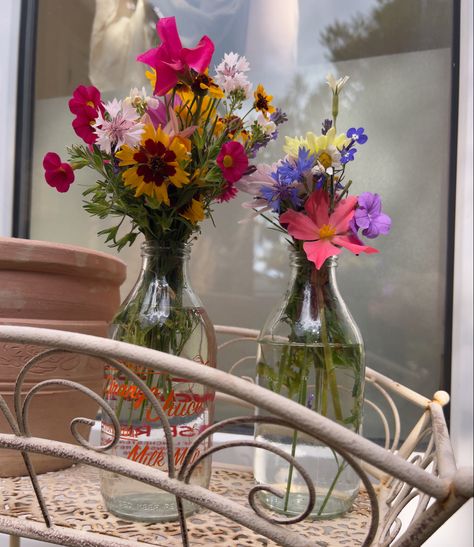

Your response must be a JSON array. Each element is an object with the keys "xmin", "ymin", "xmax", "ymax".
[
  {"xmin": 21, "ymin": 379, "xmax": 121, "ymax": 452},
  {"xmin": 12, "ymin": 348, "xmax": 177, "ymax": 478},
  {"xmin": 176, "ymin": 415, "xmax": 380, "ymax": 547},
  {"xmin": 8, "ymin": 346, "xmax": 188, "ymax": 535}
]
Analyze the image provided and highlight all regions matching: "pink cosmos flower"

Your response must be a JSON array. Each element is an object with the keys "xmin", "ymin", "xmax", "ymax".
[
  {"xmin": 68, "ymin": 85, "xmax": 104, "ymax": 144},
  {"xmin": 216, "ymin": 141, "xmax": 248, "ymax": 183},
  {"xmin": 137, "ymin": 17, "xmax": 214, "ymax": 96},
  {"xmin": 280, "ymin": 190, "xmax": 378, "ymax": 269},
  {"xmin": 43, "ymin": 152, "xmax": 75, "ymax": 193}
]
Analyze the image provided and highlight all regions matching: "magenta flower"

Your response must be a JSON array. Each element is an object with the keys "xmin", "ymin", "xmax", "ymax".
[
  {"xmin": 43, "ymin": 152, "xmax": 75, "ymax": 193},
  {"xmin": 68, "ymin": 85, "xmax": 104, "ymax": 144},
  {"xmin": 216, "ymin": 141, "xmax": 249, "ymax": 183},
  {"xmin": 137, "ymin": 17, "xmax": 214, "ymax": 96},
  {"xmin": 68, "ymin": 85, "xmax": 103, "ymax": 117},
  {"xmin": 217, "ymin": 181, "xmax": 238, "ymax": 202},
  {"xmin": 280, "ymin": 190, "xmax": 378, "ymax": 269},
  {"xmin": 352, "ymin": 192, "xmax": 392, "ymax": 239}
]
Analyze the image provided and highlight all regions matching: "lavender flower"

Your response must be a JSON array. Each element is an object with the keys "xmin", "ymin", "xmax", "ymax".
[
  {"xmin": 352, "ymin": 192, "xmax": 392, "ymax": 239},
  {"xmin": 270, "ymin": 108, "xmax": 288, "ymax": 126},
  {"xmin": 321, "ymin": 118, "xmax": 332, "ymax": 135}
]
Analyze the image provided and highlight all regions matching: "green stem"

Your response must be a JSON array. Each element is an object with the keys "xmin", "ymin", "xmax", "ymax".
[
  {"xmin": 283, "ymin": 428, "xmax": 299, "ymax": 512},
  {"xmin": 283, "ymin": 362, "xmax": 307, "ymax": 512},
  {"xmin": 317, "ymin": 457, "xmax": 346, "ymax": 516},
  {"xmin": 317, "ymin": 283, "xmax": 343, "ymax": 421}
]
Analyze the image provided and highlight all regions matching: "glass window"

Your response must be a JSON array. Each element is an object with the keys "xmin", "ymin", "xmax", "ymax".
[{"xmin": 26, "ymin": 0, "xmax": 457, "ymax": 439}]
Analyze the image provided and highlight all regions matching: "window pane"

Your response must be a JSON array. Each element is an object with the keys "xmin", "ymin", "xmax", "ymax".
[{"xmin": 29, "ymin": 0, "xmax": 455, "ymax": 438}]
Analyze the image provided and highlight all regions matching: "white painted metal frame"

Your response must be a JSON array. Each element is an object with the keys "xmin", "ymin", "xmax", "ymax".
[{"xmin": 0, "ymin": 325, "xmax": 472, "ymax": 546}]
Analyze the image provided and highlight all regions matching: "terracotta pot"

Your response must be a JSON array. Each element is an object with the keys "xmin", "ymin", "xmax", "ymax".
[{"xmin": 0, "ymin": 237, "xmax": 126, "ymax": 476}]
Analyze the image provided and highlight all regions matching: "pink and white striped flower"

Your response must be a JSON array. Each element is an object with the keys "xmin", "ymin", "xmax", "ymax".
[{"xmin": 94, "ymin": 99, "xmax": 144, "ymax": 154}]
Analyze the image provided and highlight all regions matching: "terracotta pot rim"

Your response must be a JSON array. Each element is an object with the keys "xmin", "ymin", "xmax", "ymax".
[
  {"xmin": 0, "ymin": 237, "xmax": 126, "ymax": 282},
  {"xmin": 0, "ymin": 318, "xmax": 107, "ymax": 327}
]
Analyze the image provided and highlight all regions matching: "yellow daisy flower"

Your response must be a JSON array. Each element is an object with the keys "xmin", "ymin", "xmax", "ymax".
[
  {"xmin": 191, "ymin": 71, "xmax": 225, "ymax": 99},
  {"xmin": 180, "ymin": 197, "xmax": 205, "ymax": 224},
  {"xmin": 116, "ymin": 124, "xmax": 190, "ymax": 205},
  {"xmin": 284, "ymin": 128, "xmax": 350, "ymax": 170}
]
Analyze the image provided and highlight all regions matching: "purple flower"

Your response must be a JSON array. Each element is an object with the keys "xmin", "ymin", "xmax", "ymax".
[
  {"xmin": 347, "ymin": 127, "xmax": 368, "ymax": 144},
  {"xmin": 321, "ymin": 118, "xmax": 332, "ymax": 135},
  {"xmin": 277, "ymin": 147, "xmax": 314, "ymax": 183},
  {"xmin": 270, "ymin": 108, "xmax": 288, "ymax": 126},
  {"xmin": 260, "ymin": 173, "xmax": 301, "ymax": 212},
  {"xmin": 352, "ymin": 192, "xmax": 391, "ymax": 239},
  {"xmin": 341, "ymin": 147, "xmax": 357, "ymax": 164}
]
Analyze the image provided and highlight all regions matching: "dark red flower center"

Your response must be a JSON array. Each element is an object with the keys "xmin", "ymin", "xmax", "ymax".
[
  {"xmin": 255, "ymin": 93, "xmax": 269, "ymax": 111},
  {"xmin": 133, "ymin": 139, "xmax": 177, "ymax": 186}
]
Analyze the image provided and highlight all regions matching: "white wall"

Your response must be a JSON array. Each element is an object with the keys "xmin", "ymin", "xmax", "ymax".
[
  {"xmin": 451, "ymin": 0, "xmax": 473, "ymax": 468},
  {"xmin": 0, "ymin": 0, "xmax": 21, "ymax": 237}
]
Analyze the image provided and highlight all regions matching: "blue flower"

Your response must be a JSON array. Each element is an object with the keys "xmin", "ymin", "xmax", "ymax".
[
  {"xmin": 260, "ymin": 175, "xmax": 301, "ymax": 212},
  {"xmin": 340, "ymin": 147, "xmax": 357, "ymax": 164},
  {"xmin": 276, "ymin": 147, "xmax": 314, "ymax": 184},
  {"xmin": 347, "ymin": 127, "xmax": 368, "ymax": 145}
]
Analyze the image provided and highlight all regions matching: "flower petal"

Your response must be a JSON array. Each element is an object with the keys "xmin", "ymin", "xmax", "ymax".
[
  {"xmin": 303, "ymin": 240, "xmax": 341, "ymax": 270},
  {"xmin": 332, "ymin": 235, "xmax": 379, "ymax": 255},
  {"xmin": 42, "ymin": 152, "xmax": 61, "ymax": 170},
  {"xmin": 156, "ymin": 17, "xmax": 182, "ymax": 58},
  {"xmin": 279, "ymin": 209, "xmax": 318, "ymax": 241},
  {"xmin": 304, "ymin": 189, "xmax": 330, "ymax": 227},
  {"xmin": 329, "ymin": 195, "xmax": 357, "ymax": 232},
  {"xmin": 154, "ymin": 63, "xmax": 179, "ymax": 96},
  {"xmin": 182, "ymin": 35, "xmax": 214, "ymax": 73}
]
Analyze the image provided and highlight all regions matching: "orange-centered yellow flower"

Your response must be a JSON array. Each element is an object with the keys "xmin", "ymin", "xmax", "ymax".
[
  {"xmin": 318, "ymin": 224, "xmax": 337, "ymax": 239},
  {"xmin": 116, "ymin": 124, "xmax": 189, "ymax": 205}
]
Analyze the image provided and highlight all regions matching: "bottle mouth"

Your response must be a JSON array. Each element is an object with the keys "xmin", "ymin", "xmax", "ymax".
[{"xmin": 140, "ymin": 240, "xmax": 192, "ymax": 258}]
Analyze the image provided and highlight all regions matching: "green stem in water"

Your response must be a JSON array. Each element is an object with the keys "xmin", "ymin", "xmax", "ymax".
[
  {"xmin": 317, "ymin": 283, "xmax": 343, "ymax": 421},
  {"xmin": 283, "ymin": 359, "xmax": 308, "ymax": 512},
  {"xmin": 317, "ymin": 456, "xmax": 346, "ymax": 516},
  {"xmin": 283, "ymin": 428, "xmax": 299, "ymax": 512}
]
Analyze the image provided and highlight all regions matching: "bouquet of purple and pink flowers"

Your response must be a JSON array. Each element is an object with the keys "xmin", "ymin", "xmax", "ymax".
[{"xmin": 237, "ymin": 74, "xmax": 391, "ymax": 268}]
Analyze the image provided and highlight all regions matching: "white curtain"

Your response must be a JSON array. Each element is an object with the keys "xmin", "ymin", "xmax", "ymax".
[{"xmin": 89, "ymin": 0, "xmax": 154, "ymax": 92}]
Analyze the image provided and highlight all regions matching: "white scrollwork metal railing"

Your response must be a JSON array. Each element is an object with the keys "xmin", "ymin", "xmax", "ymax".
[{"xmin": 0, "ymin": 325, "xmax": 472, "ymax": 547}]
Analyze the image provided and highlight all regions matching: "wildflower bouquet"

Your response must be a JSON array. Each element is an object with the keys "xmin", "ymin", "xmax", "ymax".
[
  {"xmin": 43, "ymin": 16, "xmax": 285, "ymax": 251},
  {"xmin": 238, "ymin": 74, "xmax": 391, "ymax": 265},
  {"xmin": 242, "ymin": 75, "xmax": 392, "ymax": 518}
]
